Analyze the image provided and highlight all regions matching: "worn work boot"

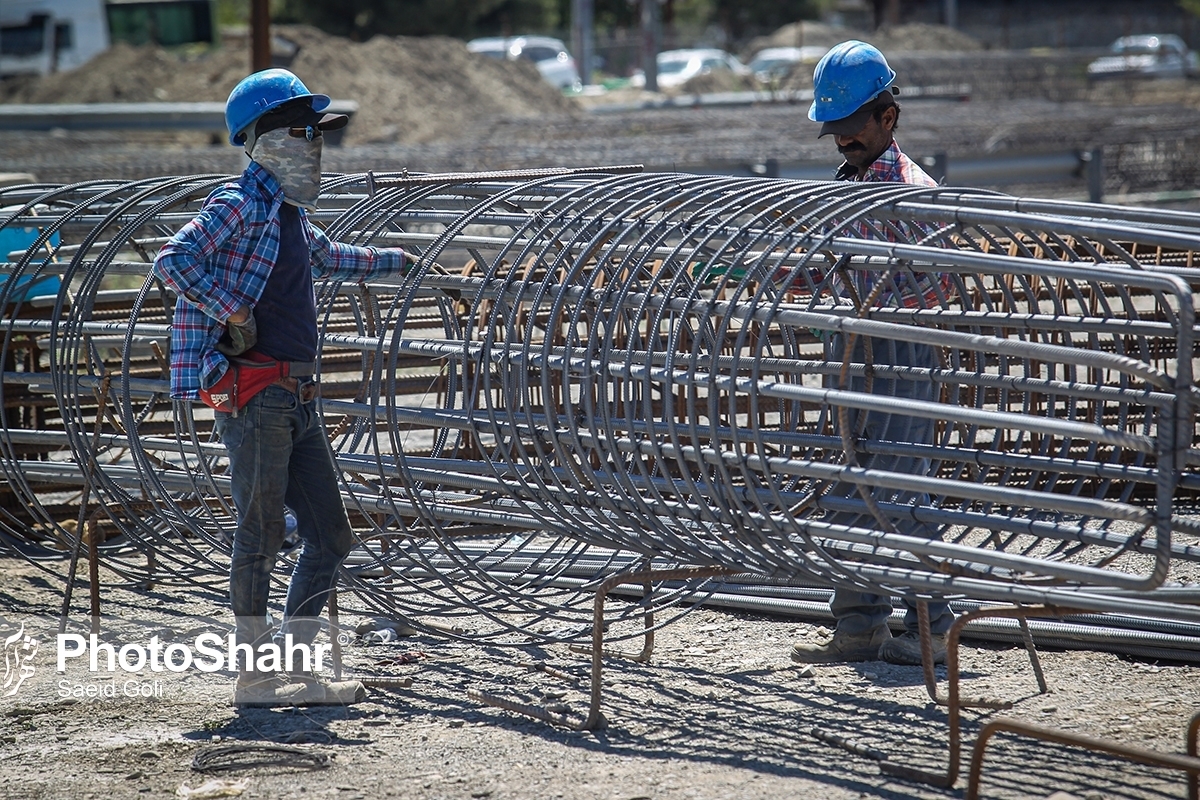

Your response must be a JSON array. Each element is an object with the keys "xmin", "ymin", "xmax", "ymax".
[
  {"xmin": 233, "ymin": 673, "xmax": 308, "ymax": 708},
  {"xmin": 879, "ymin": 630, "xmax": 948, "ymax": 666},
  {"xmin": 790, "ymin": 625, "xmax": 892, "ymax": 664},
  {"xmin": 286, "ymin": 670, "xmax": 368, "ymax": 705}
]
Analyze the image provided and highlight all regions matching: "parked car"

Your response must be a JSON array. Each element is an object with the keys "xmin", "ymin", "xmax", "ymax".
[
  {"xmin": 746, "ymin": 45, "xmax": 828, "ymax": 83},
  {"xmin": 466, "ymin": 35, "xmax": 582, "ymax": 91},
  {"xmin": 652, "ymin": 48, "xmax": 749, "ymax": 89},
  {"xmin": 1087, "ymin": 34, "xmax": 1200, "ymax": 81}
]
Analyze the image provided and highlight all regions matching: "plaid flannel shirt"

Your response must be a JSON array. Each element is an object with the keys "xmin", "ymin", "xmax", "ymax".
[
  {"xmin": 834, "ymin": 139, "xmax": 949, "ymax": 309},
  {"xmin": 153, "ymin": 162, "xmax": 406, "ymax": 399}
]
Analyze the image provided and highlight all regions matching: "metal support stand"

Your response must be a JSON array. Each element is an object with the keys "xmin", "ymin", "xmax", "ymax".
[
  {"xmin": 814, "ymin": 602, "xmax": 1061, "ymax": 789},
  {"xmin": 59, "ymin": 375, "xmax": 111, "ymax": 634},
  {"xmin": 329, "ymin": 587, "xmax": 344, "ymax": 680},
  {"xmin": 967, "ymin": 718, "xmax": 1200, "ymax": 800},
  {"xmin": 470, "ymin": 566, "xmax": 733, "ymax": 730}
]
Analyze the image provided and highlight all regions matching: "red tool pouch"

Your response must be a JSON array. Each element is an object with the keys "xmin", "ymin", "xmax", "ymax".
[{"xmin": 199, "ymin": 352, "xmax": 287, "ymax": 416}]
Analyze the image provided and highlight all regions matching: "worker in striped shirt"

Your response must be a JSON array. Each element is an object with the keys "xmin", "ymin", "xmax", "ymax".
[{"xmin": 789, "ymin": 40, "xmax": 957, "ymax": 667}]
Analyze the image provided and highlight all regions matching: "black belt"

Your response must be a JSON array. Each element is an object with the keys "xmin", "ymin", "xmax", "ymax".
[
  {"xmin": 273, "ymin": 376, "xmax": 319, "ymax": 402},
  {"xmin": 286, "ymin": 361, "xmax": 316, "ymax": 377}
]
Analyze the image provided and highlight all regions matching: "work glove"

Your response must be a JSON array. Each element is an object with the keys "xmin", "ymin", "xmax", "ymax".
[{"xmin": 216, "ymin": 312, "xmax": 258, "ymax": 357}]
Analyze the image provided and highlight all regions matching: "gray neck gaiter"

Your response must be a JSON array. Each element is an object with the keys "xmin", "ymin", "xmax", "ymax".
[{"xmin": 250, "ymin": 127, "xmax": 322, "ymax": 211}]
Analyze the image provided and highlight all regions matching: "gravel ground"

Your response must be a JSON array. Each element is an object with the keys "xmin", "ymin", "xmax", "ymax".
[{"xmin": 1, "ymin": 556, "xmax": 1196, "ymax": 800}]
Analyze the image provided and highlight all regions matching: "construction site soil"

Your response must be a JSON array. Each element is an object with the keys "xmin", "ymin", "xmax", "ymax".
[
  {"xmin": 1, "ymin": 556, "xmax": 1197, "ymax": 800},
  {"xmin": 4, "ymin": 23, "xmax": 1200, "ymax": 201}
]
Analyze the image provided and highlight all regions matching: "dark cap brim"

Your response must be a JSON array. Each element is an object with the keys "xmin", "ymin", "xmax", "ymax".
[
  {"xmin": 256, "ymin": 100, "xmax": 348, "ymax": 136},
  {"xmin": 816, "ymin": 91, "xmax": 896, "ymax": 138},
  {"xmin": 291, "ymin": 108, "xmax": 349, "ymax": 131}
]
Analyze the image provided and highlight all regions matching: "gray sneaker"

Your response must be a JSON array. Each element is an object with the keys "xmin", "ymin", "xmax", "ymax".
[
  {"xmin": 286, "ymin": 670, "xmax": 368, "ymax": 706},
  {"xmin": 879, "ymin": 630, "xmax": 947, "ymax": 666},
  {"xmin": 233, "ymin": 674, "xmax": 308, "ymax": 707},
  {"xmin": 790, "ymin": 625, "xmax": 892, "ymax": 664}
]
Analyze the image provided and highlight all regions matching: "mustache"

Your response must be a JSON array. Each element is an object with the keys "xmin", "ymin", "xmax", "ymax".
[{"xmin": 837, "ymin": 141, "xmax": 867, "ymax": 153}]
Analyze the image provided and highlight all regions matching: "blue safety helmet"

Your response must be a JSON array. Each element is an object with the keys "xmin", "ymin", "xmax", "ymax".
[
  {"xmin": 224, "ymin": 68, "xmax": 331, "ymax": 146},
  {"xmin": 808, "ymin": 40, "xmax": 896, "ymax": 124}
]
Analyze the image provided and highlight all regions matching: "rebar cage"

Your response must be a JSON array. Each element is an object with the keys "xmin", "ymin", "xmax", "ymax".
[{"xmin": 2, "ymin": 168, "xmax": 1199, "ymax": 643}]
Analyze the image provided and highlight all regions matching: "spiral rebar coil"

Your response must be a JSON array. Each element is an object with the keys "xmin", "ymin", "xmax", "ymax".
[{"xmin": 2, "ymin": 167, "xmax": 1199, "ymax": 643}]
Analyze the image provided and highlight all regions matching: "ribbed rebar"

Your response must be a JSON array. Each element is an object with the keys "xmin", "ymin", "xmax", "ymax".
[{"xmin": 2, "ymin": 169, "xmax": 1198, "ymax": 644}]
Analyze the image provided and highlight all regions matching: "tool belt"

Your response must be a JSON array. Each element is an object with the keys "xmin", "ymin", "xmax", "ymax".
[{"xmin": 199, "ymin": 351, "xmax": 316, "ymax": 416}]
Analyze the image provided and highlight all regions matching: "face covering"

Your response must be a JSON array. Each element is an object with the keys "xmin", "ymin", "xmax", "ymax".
[{"xmin": 249, "ymin": 127, "xmax": 323, "ymax": 211}]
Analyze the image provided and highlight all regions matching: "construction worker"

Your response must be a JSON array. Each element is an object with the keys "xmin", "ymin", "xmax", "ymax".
[
  {"xmin": 788, "ymin": 40, "xmax": 956, "ymax": 666},
  {"xmin": 153, "ymin": 69, "xmax": 408, "ymax": 706}
]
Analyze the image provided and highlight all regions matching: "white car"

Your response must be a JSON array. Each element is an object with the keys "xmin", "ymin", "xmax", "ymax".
[
  {"xmin": 653, "ymin": 48, "xmax": 749, "ymax": 89},
  {"xmin": 1087, "ymin": 34, "xmax": 1199, "ymax": 81},
  {"xmin": 467, "ymin": 35, "xmax": 582, "ymax": 91},
  {"xmin": 747, "ymin": 45, "xmax": 828, "ymax": 83}
]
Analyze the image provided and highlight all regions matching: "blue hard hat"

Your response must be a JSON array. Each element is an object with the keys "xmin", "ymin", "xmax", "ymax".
[
  {"xmin": 224, "ymin": 68, "xmax": 331, "ymax": 146},
  {"xmin": 808, "ymin": 40, "xmax": 896, "ymax": 123}
]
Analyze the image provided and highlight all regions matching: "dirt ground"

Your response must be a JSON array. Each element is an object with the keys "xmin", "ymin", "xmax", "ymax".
[
  {"xmin": 0, "ymin": 25, "xmax": 578, "ymax": 146},
  {"xmin": 1, "ymin": 556, "xmax": 1196, "ymax": 800}
]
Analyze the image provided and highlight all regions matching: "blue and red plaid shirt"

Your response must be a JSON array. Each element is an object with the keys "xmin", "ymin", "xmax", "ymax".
[
  {"xmin": 153, "ymin": 162, "xmax": 406, "ymax": 399},
  {"xmin": 834, "ymin": 139, "xmax": 949, "ymax": 308}
]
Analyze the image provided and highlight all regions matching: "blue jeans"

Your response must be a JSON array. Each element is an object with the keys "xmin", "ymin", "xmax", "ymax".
[
  {"xmin": 824, "ymin": 334, "xmax": 954, "ymax": 636},
  {"xmin": 215, "ymin": 383, "xmax": 353, "ymax": 666}
]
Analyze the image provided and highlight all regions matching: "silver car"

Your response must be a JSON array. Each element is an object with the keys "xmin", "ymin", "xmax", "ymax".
[
  {"xmin": 747, "ymin": 45, "xmax": 829, "ymax": 83},
  {"xmin": 1087, "ymin": 34, "xmax": 1199, "ymax": 81},
  {"xmin": 652, "ymin": 48, "xmax": 749, "ymax": 89},
  {"xmin": 467, "ymin": 35, "xmax": 582, "ymax": 91}
]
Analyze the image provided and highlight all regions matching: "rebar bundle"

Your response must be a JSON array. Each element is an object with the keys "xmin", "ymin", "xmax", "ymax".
[{"xmin": 2, "ymin": 168, "xmax": 1199, "ymax": 645}]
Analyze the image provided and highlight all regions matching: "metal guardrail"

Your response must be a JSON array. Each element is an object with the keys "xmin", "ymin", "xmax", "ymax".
[
  {"xmin": 0, "ymin": 100, "xmax": 360, "ymax": 144},
  {"xmin": 587, "ymin": 82, "xmax": 972, "ymax": 114}
]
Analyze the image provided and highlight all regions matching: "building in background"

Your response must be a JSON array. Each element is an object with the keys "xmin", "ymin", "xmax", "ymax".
[{"xmin": 1, "ymin": 0, "xmax": 214, "ymax": 78}]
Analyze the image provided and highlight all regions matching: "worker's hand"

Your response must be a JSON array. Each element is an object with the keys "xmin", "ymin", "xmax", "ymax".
[
  {"xmin": 421, "ymin": 259, "xmax": 461, "ymax": 302},
  {"xmin": 690, "ymin": 260, "xmax": 747, "ymax": 285},
  {"xmin": 217, "ymin": 307, "xmax": 257, "ymax": 357}
]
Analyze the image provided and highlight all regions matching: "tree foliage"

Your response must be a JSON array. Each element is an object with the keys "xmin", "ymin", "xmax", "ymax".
[
  {"xmin": 270, "ymin": 0, "xmax": 825, "ymax": 42},
  {"xmin": 275, "ymin": 0, "xmax": 566, "ymax": 40},
  {"xmin": 713, "ymin": 0, "xmax": 831, "ymax": 41},
  {"xmin": 1183, "ymin": 0, "xmax": 1200, "ymax": 18}
]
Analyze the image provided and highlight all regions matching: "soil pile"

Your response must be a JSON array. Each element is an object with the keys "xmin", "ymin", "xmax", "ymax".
[
  {"xmin": 743, "ymin": 21, "xmax": 850, "ymax": 58},
  {"xmin": 867, "ymin": 22, "xmax": 983, "ymax": 52},
  {"xmin": 746, "ymin": 21, "xmax": 982, "ymax": 60},
  {"xmin": 0, "ymin": 25, "xmax": 578, "ymax": 144},
  {"xmin": 678, "ymin": 70, "xmax": 756, "ymax": 95}
]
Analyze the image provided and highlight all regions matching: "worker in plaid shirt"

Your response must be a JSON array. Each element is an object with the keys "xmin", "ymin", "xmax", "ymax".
[
  {"xmin": 154, "ymin": 69, "xmax": 406, "ymax": 708},
  {"xmin": 789, "ymin": 41, "xmax": 957, "ymax": 668}
]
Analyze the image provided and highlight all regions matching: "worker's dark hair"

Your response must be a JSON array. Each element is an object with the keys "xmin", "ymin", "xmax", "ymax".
[{"xmin": 872, "ymin": 100, "xmax": 902, "ymax": 131}]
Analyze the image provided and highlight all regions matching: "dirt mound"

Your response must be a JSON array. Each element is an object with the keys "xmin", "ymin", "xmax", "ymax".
[
  {"xmin": 0, "ymin": 25, "xmax": 578, "ymax": 145},
  {"xmin": 678, "ymin": 70, "xmax": 756, "ymax": 95},
  {"xmin": 743, "ymin": 21, "xmax": 850, "ymax": 59},
  {"xmin": 745, "ymin": 21, "xmax": 982, "ymax": 60},
  {"xmin": 866, "ymin": 22, "xmax": 983, "ymax": 53}
]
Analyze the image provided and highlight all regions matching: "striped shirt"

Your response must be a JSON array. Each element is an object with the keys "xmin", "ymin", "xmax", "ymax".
[
  {"xmin": 835, "ymin": 139, "xmax": 949, "ymax": 309},
  {"xmin": 153, "ymin": 162, "xmax": 406, "ymax": 399}
]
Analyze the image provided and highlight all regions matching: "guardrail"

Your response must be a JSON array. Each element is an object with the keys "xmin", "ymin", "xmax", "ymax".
[
  {"xmin": 0, "ymin": 100, "xmax": 360, "ymax": 145},
  {"xmin": 587, "ymin": 82, "xmax": 972, "ymax": 114}
]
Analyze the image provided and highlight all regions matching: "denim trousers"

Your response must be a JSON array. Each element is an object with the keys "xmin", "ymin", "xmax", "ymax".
[
  {"xmin": 824, "ymin": 334, "xmax": 954, "ymax": 636},
  {"xmin": 215, "ymin": 383, "xmax": 354, "ymax": 667}
]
